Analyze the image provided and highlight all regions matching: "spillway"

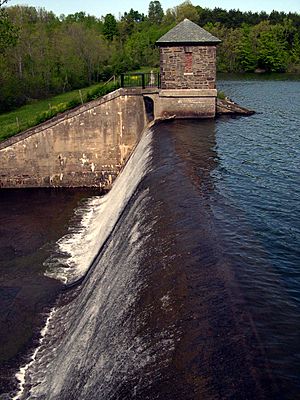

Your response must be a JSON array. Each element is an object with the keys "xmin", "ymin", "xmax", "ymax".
[
  {"xmin": 14, "ymin": 122, "xmax": 270, "ymax": 399},
  {"xmin": 13, "ymin": 109, "xmax": 300, "ymax": 399}
]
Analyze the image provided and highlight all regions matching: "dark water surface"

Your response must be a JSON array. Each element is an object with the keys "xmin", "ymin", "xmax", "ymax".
[
  {"xmin": 1, "ymin": 79, "xmax": 300, "ymax": 399},
  {"xmin": 0, "ymin": 189, "xmax": 99, "ymax": 394},
  {"xmin": 215, "ymin": 80, "xmax": 300, "ymax": 398}
]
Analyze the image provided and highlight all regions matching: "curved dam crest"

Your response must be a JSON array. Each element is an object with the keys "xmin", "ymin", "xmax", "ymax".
[
  {"xmin": 12, "ymin": 119, "xmax": 280, "ymax": 400},
  {"xmin": 2, "ymin": 78, "xmax": 299, "ymax": 400},
  {"xmin": 44, "ymin": 128, "xmax": 153, "ymax": 285}
]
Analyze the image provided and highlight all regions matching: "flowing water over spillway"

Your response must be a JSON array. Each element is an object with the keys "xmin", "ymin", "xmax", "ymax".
[
  {"xmin": 44, "ymin": 130, "xmax": 153, "ymax": 285},
  {"xmin": 6, "ymin": 79, "xmax": 300, "ymax": 399}
]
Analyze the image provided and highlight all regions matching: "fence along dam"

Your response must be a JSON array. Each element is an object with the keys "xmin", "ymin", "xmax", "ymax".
[{"xmin": 0, "ymin": 19, "xmax": 220, "ymax": 190}]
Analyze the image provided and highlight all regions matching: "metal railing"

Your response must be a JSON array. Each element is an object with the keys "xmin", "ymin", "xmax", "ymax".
[{"xmin": 120, "ymin": 72, "xmax": 160, "ymax": 89}]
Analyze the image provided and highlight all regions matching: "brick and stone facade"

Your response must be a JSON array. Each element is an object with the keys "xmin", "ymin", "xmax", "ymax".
[
  {"xmin": 159, "ymin": 45, "xmax": 217, "ymax": 90},
  {"xmin": 155, "ymin": 18, "xmax": 220, "ymax": 118}
]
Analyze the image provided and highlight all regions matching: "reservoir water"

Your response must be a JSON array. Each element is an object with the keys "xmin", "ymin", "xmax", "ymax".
[
  {"xmin": 0, "ymin": 188, "xmax": 98, "ymax": 394},
  {"xmin": 0, "ymin": 78, "xmax": 299, "ymax": 399}
]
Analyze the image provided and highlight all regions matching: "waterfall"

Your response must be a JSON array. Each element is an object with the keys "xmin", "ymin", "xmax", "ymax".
[
  {"xmin": 44, "ymin": 128, "xmax": 153, "ymax": 285},
  {"xmin": 13, "ymin": 127, "xmax": 156, "ymax": 400}
]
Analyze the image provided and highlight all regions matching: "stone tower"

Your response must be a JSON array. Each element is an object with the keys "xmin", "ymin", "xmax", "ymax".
[
  {"xmin": 155, "ymin": 19, "xmax": 221, "ymax": 118},
  {"xmin": 156, "ymin": 18, "xmax": 221, "ymax": 90}
]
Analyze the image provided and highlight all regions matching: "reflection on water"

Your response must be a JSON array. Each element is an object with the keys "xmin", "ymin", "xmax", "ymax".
[{"xmin": 214, "ymin": 79, "xmax": 300, "ymax": 399}]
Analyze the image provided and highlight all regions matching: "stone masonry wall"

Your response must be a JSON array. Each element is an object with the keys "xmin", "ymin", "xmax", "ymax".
[
  {"xmin": 0, "ymin": 89, "xmax": 147, "ymax": 189},
  {"xmin": 160, "ymin": 45, "xmax": 217, "ymax": 90},
  {"xmin": 155, "ymin": 94, "xmax": 216, "ymax": 119}
]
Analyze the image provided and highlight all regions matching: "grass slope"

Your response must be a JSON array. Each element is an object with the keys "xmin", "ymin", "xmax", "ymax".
[
  {"xmin": 0, "ymin": 81, "xmax": 119, "ymax": 142},
  {"xmin": 0, "ymin": 68, "xmax": 160, "ymax": 143}
]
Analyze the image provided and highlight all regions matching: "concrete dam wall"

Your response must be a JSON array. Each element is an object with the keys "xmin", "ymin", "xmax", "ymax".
[{"xmin": 0, "ymin": 89, "xmax": 147, "ymax": 189}]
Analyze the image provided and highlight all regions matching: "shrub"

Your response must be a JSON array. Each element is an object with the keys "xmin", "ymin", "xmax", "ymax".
[
  {"xmin": 66, "ymin": 99, "xmax": 81, "ymax": 109},
  {"xmin": 86, "ymin": 82, "xmax": 120, "ymax": 101}
]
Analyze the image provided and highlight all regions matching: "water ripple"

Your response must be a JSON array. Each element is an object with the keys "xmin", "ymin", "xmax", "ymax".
[{"xmin": 214, "ymin": 79, "xmax": 300, "ymax": 398}]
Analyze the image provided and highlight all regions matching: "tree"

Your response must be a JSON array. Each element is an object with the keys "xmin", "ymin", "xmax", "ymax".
[
  {"xmin": 257, "ymin": 26, "xmax": 288, "ymax": 72},
  {"xmin": 204, "ymin": 22, "xmax": 244, "ymax": 72},
  {"xmin": 290, "ymin": 31, "xmax": 300, "ymax": 66},
  {"xmin": 176, "ymin": 1, "xmax": 201, "ymax": 23},
  {"xmin": 118, "ymin": 9, "xmax": 144, "ymax": 40},
  {"xmin": 0, "ymin": 0, "xmax": 18, "ymax": 54},
  {"xmin": 103, "ymin": 13, "xmax": 117, "ymax": 41},
  {"xmin": 148, "ymin": 1, "xmax": 164, "ymax": 24},
  {"xmin": 0, "ymin": 2, "xmax": 299, "ymax": 113},
  {"xmin": 237, "ymin": 25, "xmax": 258, "ymax": 72},
  {"xmin": 124, "ymin": 8, "xmax": 144, "ymax": 23},
  {"xmin": 124, "ymin": 24, "xmax": 165, "ymax": 67},
  {"xmin": 164, "ymin": 1, "xmax": 198, "ymax": 24}
]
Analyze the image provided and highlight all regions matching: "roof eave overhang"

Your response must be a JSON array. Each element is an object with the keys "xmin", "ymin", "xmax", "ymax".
[{"xmin": 156, "ymin": 41, "xmax": 221, "ymax": 47}]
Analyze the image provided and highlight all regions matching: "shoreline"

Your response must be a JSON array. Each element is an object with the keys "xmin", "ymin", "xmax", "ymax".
[{"xmin": 216, "ymin": 98, "xmax": 255, "ymax": 116}]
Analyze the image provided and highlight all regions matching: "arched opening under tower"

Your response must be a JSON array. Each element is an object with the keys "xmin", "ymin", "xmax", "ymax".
[{"xmin": 143, "ymin": 96, "xmax": 154, "ymax": 122}]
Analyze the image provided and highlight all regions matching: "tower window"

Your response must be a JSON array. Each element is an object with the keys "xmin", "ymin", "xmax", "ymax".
[{"xmin": 184, "ymin": 52, "xmax": 193, "ymax": 74}]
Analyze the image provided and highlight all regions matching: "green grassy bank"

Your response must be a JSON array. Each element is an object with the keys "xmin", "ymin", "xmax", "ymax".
[
  {"xmin": 0, "ymin": 69, "xmax": 159, "ymax": 143},
  {"xmin": 0, "ymin": 80, "xmax": 120, "ymax": 142}
]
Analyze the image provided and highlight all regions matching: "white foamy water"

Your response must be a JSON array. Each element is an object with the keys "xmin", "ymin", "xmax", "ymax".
[
  {"xmin": 12, "ymin": 128, "xmax": 154, "ymax": 400},
  {"xmin": 16, "ymin": 186, "xmax": 177, "ymax": 400},
  {"xmin": 12, "ymin": 308, "xmax": 57, "ymax": 400},
  {"xmin": 45, "ymin": 128, "xmax": 153, "ymax": 284}
]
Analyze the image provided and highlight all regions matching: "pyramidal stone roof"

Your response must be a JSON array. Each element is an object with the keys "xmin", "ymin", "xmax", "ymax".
[{"xmin": 156, "ymin": 18, "xmax": 221, "ymax": 45}]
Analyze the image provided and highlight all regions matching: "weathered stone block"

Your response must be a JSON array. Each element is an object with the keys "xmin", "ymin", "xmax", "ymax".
[
  {"xmin": 0, "ymin": 89, "xmax": 147, "ymax": 189},
  {"xmin": 160, "ymin": 45, "xmax": 217, "ymax": 91}
]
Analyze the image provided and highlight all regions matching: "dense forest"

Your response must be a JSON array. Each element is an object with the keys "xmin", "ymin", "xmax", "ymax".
[{"xmin": 0, "ymin": 0, "xmax": 300, "ymax": 112}]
